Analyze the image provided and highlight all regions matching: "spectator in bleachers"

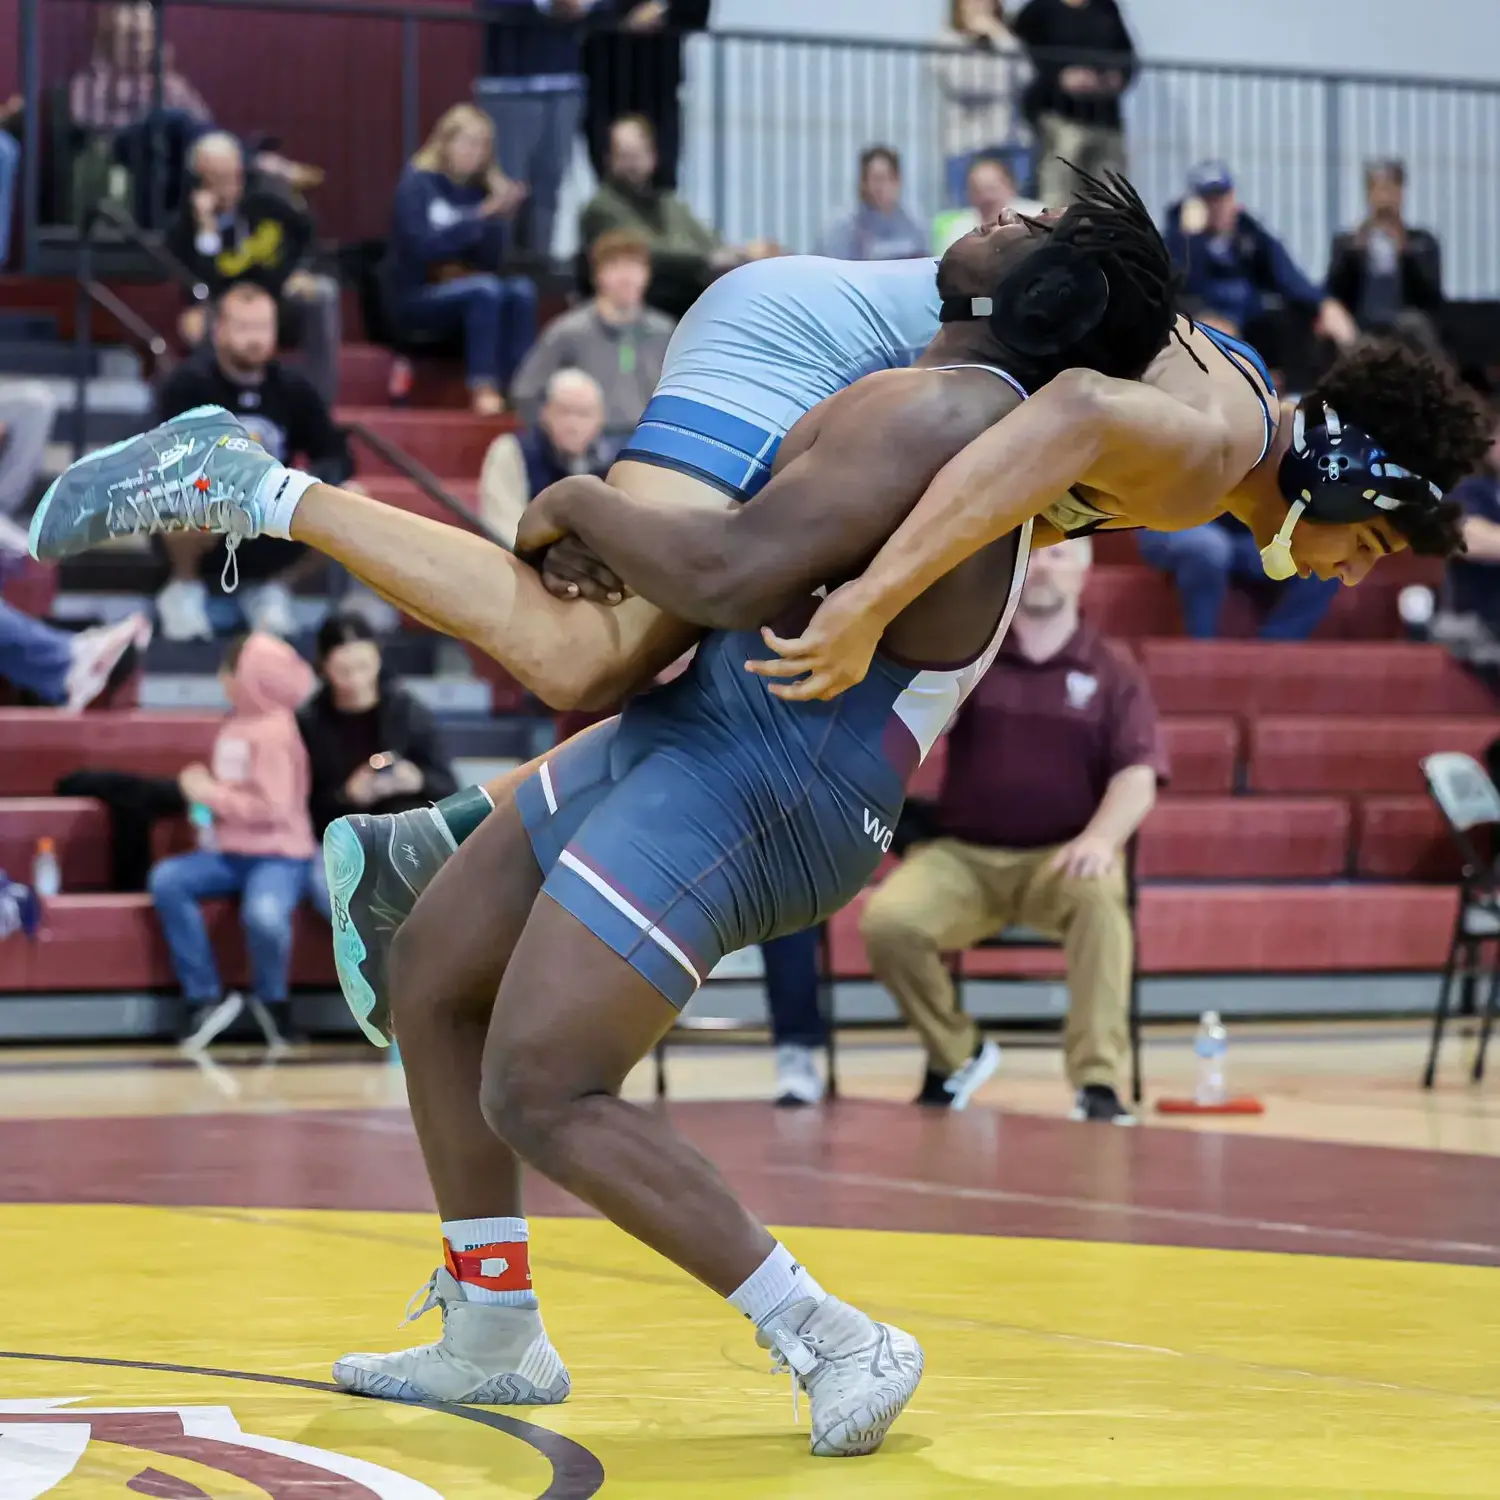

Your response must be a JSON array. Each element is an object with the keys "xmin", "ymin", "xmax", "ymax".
[
  {"xmin": 1446, "ymin": 408, "xmax": 1500, "ymax": 638},
  {"xmin": 1327, "ymin": 159, "xmax": 1444, "ymax": 356},
  {"xmin": 0, "ymin": 94, "xmax": 21, "ymax": 268},
  {"xmin": 168, "ymin": 133, "xmax": 342, "ymax": 405},
  {"xmin": 933, "ymin": 150, "xmax": 1043, "ymax": 255},
  {"xmin": 585, "ymin": 1, "xmax": 712, "ymax": 192},
  {"xmin": 297, "ymin": 615, "xmax": 457, "ymax": 921},
  {"xmin": 476, "ymin": 0, "xmax": 604, "ymax": 259},
  {"xmin": 387, "ymin": 104, "xmax": 537, "ymax": 418},
  {"xmin": 1137, "ymin": 516, "xmax": 1340, "ymax": 641},
  {"xmin": 0, "ymin": 601, "xmax": 149, "ymax": 710},
  {"xmin": 150, "ymin": 631, "xmax": 316, "ymax": 1052},
  {"xmin": 511, "ymin": 231, "xmax": 674, "ymax": 462},
  {"xmin": 932, "ymin": 0, "xmax": 1031, "ymax": 207},
  {"xmin": 817, "ymin": 147, "xmax": 928, "ymax": 263},
  {"xmin": 68, "ymin": 2, "xmax": 211, "ymax": 228},
  {"xmin": 1165, "ymin": 161, "xmax": 1357, "ymax": 376},
  {"xmin": 1011, "ymin": 0, "xmax": 1134, "ymax": 207},
  {"xmin": 581, "ymin": 115, "xmax": 770, "ymax": 320},
  {"xmin": 860, "ymin": 538, "xmax": 1163, "ymax": 1124},
  {"xmin": 0, "ymin": 382, "xmax": 60, "ymax": 553},
  {"xmin": 478, "ymin": 368, "xmax": 609, "ymax": 546},
  {"xmin": 154, "ymin": 282, "xmax": 355, "ymax": 642}
]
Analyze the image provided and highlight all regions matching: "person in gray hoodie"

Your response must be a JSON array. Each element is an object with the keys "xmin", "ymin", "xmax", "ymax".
[{"xmin": 816, "ymin": 146, "xmax": 929, "ymax": 262}]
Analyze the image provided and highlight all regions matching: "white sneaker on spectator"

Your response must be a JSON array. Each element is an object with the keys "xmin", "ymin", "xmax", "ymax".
[
  {"xmin": 64, "ymin": 611, "xmax": 152, "ymax": 710},
  {"xmin": 245, "ymin": 995, "xmax": 290, "ymax": 1054},
  {"xmin": 156, "ymin": 578, "xmax": 213, "ymax": 641},
  {"xmin": 247, "ymin": 581, "xmax": 297, "ymax": 638},
  {"xmin": 336, "ymin": 585, "xmax": 399, "ymax": 635},
  {"xmin": 0, "ymin": 512, "xmax": 31, "ymax": 559},
  {"xmin": 944, "ymin": 1037, "xmax": 1002, "ymax": 1112},
  {"xmin": 180, "ymin": 992, "xmax": 244, "ymax": 1053},
  {"xmin": 775, "ymin": 1044, "xmax": 824, "ymax": 1107}
]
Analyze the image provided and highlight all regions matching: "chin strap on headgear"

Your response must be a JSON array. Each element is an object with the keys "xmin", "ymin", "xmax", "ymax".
[{"xmin": 1259, "ymin": 498, "xmax": 1306, "ymax": 580}]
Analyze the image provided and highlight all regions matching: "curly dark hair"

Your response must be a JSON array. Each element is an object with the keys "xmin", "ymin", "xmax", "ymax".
[{"xmin": 1311, "ymin": 339, "xmax": 1491, "ymax": 557}]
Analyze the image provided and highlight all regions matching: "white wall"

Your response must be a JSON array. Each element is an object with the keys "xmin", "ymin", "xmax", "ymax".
[{"xmin": 712, "ymin": 0, "xmax": 1500, "ymax": 83}]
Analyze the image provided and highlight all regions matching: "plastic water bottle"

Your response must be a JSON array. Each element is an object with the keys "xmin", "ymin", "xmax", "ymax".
[
  {"xmin": 189, "ymin": 801, "xmax": 217, "ymax": 851},
  {"xmin": 1193, "ymin": 1010, "xmax": 1228, "ymax": 1106},
  {"xmin": 31, "ymin": 837, "xmax": 60, "ymax": 898}
]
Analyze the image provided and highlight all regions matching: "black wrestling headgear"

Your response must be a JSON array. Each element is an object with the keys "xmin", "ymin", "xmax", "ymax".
[
  {"xmin": 939, "ymin": 241, "xmax": 1110, "ymax": 358},
  {"xmin": 1261, "ymin": 395, "xmax": 1443, "ymax": 579}
]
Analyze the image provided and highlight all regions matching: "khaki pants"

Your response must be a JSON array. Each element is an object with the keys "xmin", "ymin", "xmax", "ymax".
[
  {"xmin": 860, "ymin": 839, "xmax": 1131, "ymax": 1090},
  {"xmin": 1036, "ymin": 115, "xmax": 1127, "ymax": 207}
]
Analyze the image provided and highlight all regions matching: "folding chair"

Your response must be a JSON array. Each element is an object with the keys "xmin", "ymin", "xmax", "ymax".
[
  {"xmin": 950, "ymin": 841, "xmax": 1143, "ymax": 1104},
  {"xmin": 1420, "ymin": 751, "xmax": 1500, "ymax": 1086},
  {"xmin": 652, "ymin": 927, "xmax": 839, "ymax": 1099}
]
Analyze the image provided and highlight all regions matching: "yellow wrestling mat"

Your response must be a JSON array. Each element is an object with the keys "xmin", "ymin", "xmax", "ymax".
[{"xmin": 1, "ymin": 1205, "xmax": 1496, "ymax": 1497}]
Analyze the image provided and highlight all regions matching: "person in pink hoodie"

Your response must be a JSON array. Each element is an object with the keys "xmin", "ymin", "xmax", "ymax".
[{"xmin": 148, "ymin": 631, "xmax": 317, "ymax": 1050}]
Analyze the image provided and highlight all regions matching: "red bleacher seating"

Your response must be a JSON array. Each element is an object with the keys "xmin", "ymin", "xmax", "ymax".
[
  {"xmin": 340, "ymin": 408, "xmax": 513, "ymax": 477},
  {"xmin": 909, "ymin": 714, "xmax": 1240, "ymax": 801},
  {"xmin": 828, "ymin": 880, "xmax": 1458, "ymax": 979},
  {"xmin": 1141, "ymin": 641, "xmax": 1495, "ymax": 719},
  {"xmin": 1082, "ymin": 566, "xmax": 1182, "ymax": 637},
  {"xmin": 1248, "ymin": 716, "xmax": 1500, "ymax": 794},
  {"xmin": 1355, "ymin": 795, "xmax": 1460, "ymax": 880},
  {"xmin": 0, "ymin": 711, "xmax": 219, "ymax": 795},
  {"xmin": 0, "ymin": 896, "xmax": 335, "ymax": 991},
  {"xmin": 1138, "ymin": 795, "xmax": 1351, "ymax": 879},
  {"xmin": 0, "ymin": 798, "xmax": 194, "ymax": 891}
]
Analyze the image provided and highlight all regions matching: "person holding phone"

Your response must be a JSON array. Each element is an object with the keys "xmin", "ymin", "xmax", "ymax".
[{"xmin": 297, "ymin": 615, "xmax": 458, "ymax": 920}]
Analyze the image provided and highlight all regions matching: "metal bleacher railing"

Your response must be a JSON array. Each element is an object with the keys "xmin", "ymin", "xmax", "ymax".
[{"xmin": 16, "ymin": 0, "xmax": 1500, "ymax": 298}]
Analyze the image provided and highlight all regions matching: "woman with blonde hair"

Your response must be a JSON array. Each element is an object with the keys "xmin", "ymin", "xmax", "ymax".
[{"xmin": 387, "ymin": 103, "xmax": 538, "ymax": 415}]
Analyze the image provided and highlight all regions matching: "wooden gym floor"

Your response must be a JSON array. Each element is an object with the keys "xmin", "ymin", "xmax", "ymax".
[{"xmin": 1, "ymin": 1023, "xmax": 1497, "ymax": 1497}]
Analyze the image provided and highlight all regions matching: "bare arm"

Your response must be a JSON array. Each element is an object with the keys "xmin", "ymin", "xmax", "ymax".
[
  {"xmin": 516, "ymin": 375, "xmax": 1023, "ymax": 631},
  {"xmin": 1462, "ymin": 515, "xmax": 1500, "ymax": 563},
  {"xmin": 746, "ymin": 371, "xmax": 1238, "ymax": 701},
  {"xmin": 841, "ymin": 370, "xmax": 1235, "ymax": 628}
]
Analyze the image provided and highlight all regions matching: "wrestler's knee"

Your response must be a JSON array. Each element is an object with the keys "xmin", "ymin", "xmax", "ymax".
[{"xmin": 478, "ymin": 1045, "xmax": 565, "ymax": 1164}]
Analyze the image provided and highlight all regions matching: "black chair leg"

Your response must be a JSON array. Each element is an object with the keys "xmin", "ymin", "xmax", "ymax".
[
  {"xmin": 1128, "ymin": 970, "xmax": 1143, "ymax": 1105},
  {"xmin": 816, "ymin": 926, "xmax": 838, "ymax": 1099},
  {"xmin": 1424, "ymin": 934, "xmax": 1463, "ymax": 1088},
  {"xmin": 1475, "ymin": 950, "xmax": 1500, "ymax": 1084},
  {"xmin": 653, "ymin": 1039, "xmax": 668, "ymax": 1099}
]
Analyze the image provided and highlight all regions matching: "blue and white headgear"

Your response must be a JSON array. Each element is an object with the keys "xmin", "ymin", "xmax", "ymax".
[{"xmin": 1262, "ymin": 397, "xmax": 1443, "ymax": 579}]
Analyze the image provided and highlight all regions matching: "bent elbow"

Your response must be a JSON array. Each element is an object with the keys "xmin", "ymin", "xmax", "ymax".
[{"xmin": 1045, "ymin": 366, "xmax": 1116, "ymax": 423}]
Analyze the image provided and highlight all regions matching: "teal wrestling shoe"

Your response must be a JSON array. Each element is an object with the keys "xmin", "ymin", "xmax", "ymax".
[{"xmin": 28, "ymin": 405, "xmax": 288, "ymax": 574}]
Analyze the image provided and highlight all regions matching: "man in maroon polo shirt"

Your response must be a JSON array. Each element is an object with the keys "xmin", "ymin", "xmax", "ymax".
[{"xmin": 860, "ymin": 537, "xmax": 1166, "ymax": 1123}]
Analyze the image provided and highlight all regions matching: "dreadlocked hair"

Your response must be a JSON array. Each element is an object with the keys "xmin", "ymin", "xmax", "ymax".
[
  {"xmin": 1038, "ymin": 164, "xmax": 1196, "ymax": 382},
  {"xmin": 1313, "ymin": 338, "xmax": 1490, "ymax": 557}
]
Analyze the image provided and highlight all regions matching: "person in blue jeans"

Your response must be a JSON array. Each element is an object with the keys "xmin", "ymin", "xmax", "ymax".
[
  {"xmin": 762, "ymin": 927, "xmax": 830, "ymax": 1107},
  {"xmin": 149, "ymin": 632, "xmax": 319, "ymax": 1051},
  {"xmin": 0, "ymin": 111, "xmax": 19, "ymax": 268},
  {"xmin": 386, "ymin": 104, "xmax": 539, "ymax": 416},
  {"xmin": 0, "ymin": 601, "xmax": 149, "ymax": 708},
  {"xmin": 1137, "ymin": 515, "xmax": 1340, "ymax": 640}
]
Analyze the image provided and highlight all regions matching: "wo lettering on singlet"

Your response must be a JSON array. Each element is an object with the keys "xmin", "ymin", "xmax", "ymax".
[{"xmin": 863, "ymin": 809, "xmax": 894, "ymax": 852}]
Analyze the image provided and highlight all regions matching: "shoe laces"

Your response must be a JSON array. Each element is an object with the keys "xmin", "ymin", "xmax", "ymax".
[
  {"xmin": 117, "ymin": 475, "xmax": 255, "ymax": 593},
  {"xmin": 761, "ymin": 1318, "xmax": 820, "ymax": 1423},
  {"xmin": 402, "ymin": 1272, "xmax": 444, "ymax": 1326}
]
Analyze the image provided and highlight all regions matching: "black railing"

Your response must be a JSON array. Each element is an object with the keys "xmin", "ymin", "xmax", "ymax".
[
  {"xmin": 73, "ymin": 198, "xmax": 202, "ymax": 455},
  {"xmin": 20, "ymin": 0, "xmax": 1500, "ymax": 297},
  {"xmin": 344, "ymin": 420, "xmax": 508, "ymax": 549}
]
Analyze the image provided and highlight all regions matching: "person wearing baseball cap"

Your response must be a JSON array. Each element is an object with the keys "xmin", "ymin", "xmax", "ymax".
[{"xmin": 1165, "ymin": 159, "xmax": 1358, "ymax": 376}]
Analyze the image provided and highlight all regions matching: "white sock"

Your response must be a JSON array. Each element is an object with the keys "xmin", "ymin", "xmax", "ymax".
[
  {"xmin": 254, "ymin": 466, "xmax": 321, "ymax": 540},
  {"xmin": 728, "ymin": 1242, "xmax": 826, "ymax": 1328},
  {"xmin": 441, "ymin": 1216, "xmax": 537, "ymax": 1308}
]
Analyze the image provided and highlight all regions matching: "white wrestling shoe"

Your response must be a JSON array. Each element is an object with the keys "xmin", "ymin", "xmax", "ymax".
[
  {"xmin": 757, "ymin": 1295, "xmax": 924, "ymax": 1457},
  {"xmin": 333, "ymin": 1267, "xmax": 571, "ymax": 1406}
]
